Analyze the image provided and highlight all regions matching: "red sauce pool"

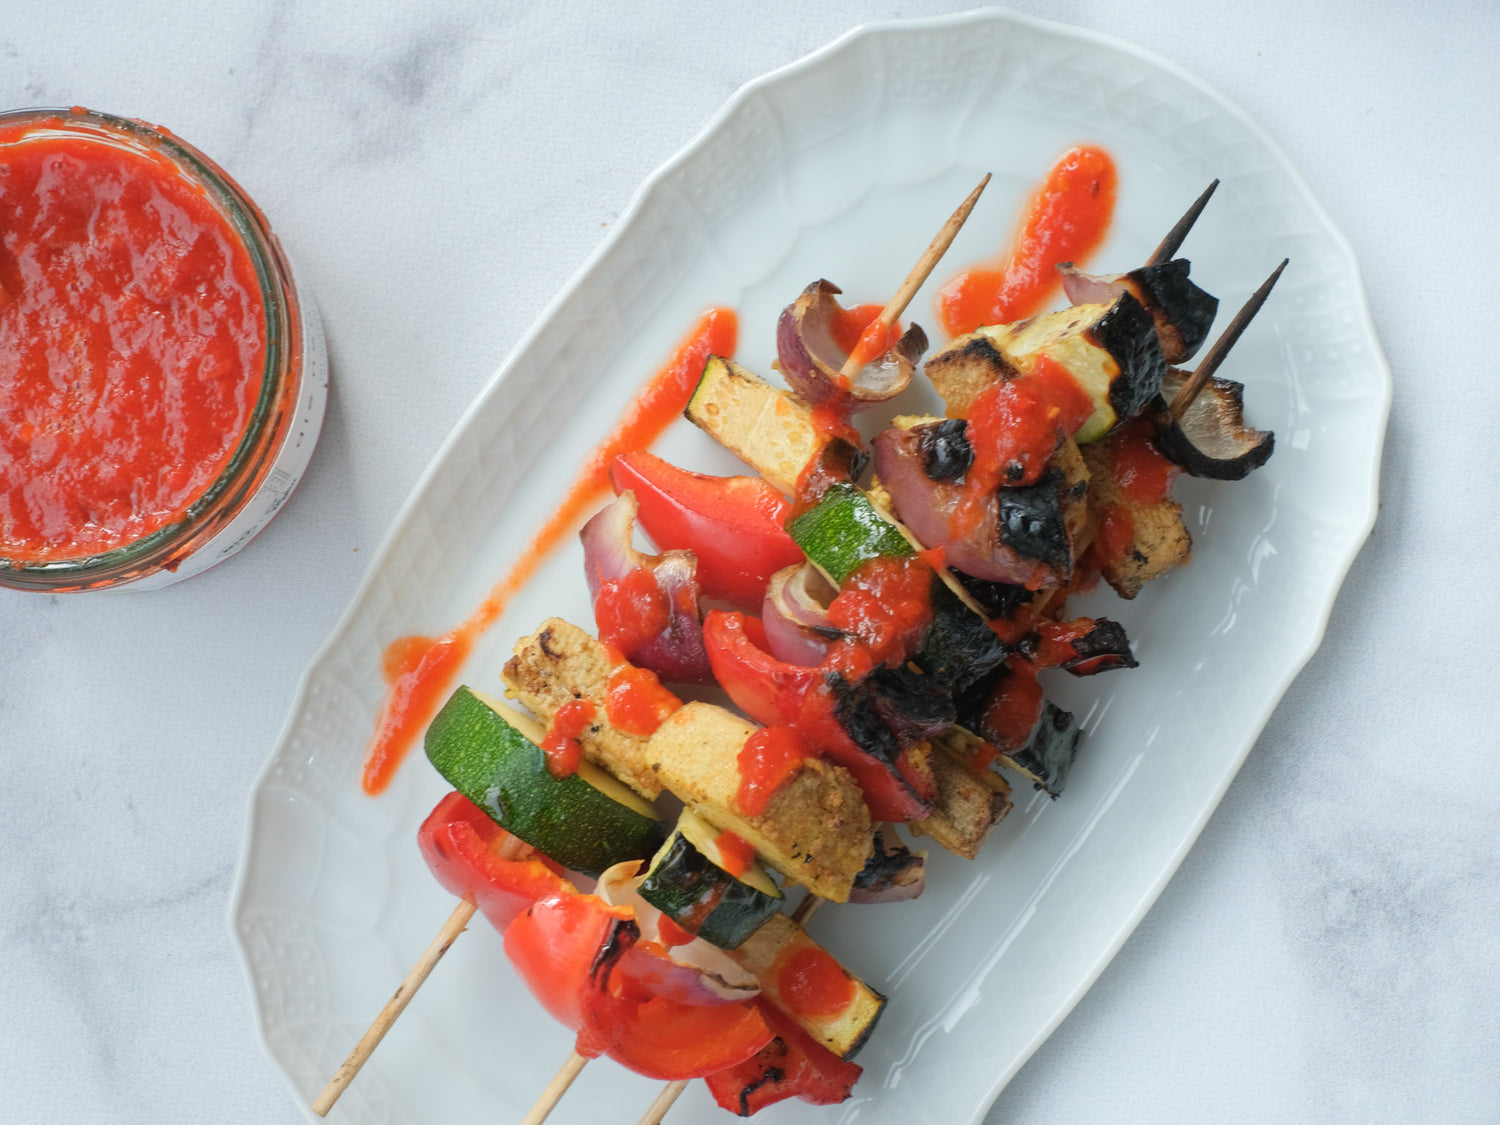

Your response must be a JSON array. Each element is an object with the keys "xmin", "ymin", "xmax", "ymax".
[{"xmin": 0, "ymin": 116, "xmax": 267, "ymax": 562}]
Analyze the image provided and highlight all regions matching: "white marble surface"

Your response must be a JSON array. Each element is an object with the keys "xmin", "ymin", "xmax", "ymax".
[{"xmin": 2, "ymin": 3, "xmax": 1495, "ymax": 1123}]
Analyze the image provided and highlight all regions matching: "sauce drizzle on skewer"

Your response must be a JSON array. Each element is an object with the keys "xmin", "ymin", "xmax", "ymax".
[
  {"xmin": 361, "ymin": 308, "xmax": 738, "ymax": 795},
  {"xmin": 936, "ymin": 144, "xmax": 1117, "ymax": 337}
]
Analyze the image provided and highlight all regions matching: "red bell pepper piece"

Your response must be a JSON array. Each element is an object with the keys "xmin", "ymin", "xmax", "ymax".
[
  {"xmin": 702, "ymin": 610, "xmax": 932, "ymax": 823},
  {"xmin": 506, "ymin": 895, "xmax": 774, "ymax": 1079},
  {"xmin": 421, "ymin": 793, "xmax": 775, "ymax": 1080},
  {"xmin": 417, "ymin": 791, "xmax": 574, "ymax": 931},
  {"xmin": 589, "ymin": 947, "xmax": 777, "ymax": 1080},
  {"xmin": 704, "ymin": 998, "xmax": 862, "ymax": 1116},
  {"xmin": 504, "ymin": 891, "xmax": 637, "ymax": 1034},
  {"xmin": 611, "ymin": 451, "xmax": 804, "ymax": 611}
]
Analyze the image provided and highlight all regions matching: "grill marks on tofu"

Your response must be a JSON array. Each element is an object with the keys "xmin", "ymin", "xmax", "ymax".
[
  {"xmin": 649, "ymin": 703, "xmax": 873, "ymax": 903},
  {"xmin": 923, "ymin": 331, "xmax": 1021, "ymax": 420},
  {"xmin": 1080, "ymin": 438, "xmax": 1192, "ymax": 599},
  {"xmin": 502, "ymin": 617, "xmax": 663, "ymax": 800},
  {"xmin": 503, "ymin": 618, "xmax": 873, "ymax": 902}
]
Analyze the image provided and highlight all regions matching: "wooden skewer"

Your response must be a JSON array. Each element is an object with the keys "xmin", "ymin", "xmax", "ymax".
[
  {"xmin": 636, "ymin": 1080, "xmax": 690, "ymax": 1125},
  {"xmin": 1169, "ymin": 259, "xmax": 1288, "ymax": 419},
  {"xmin": 312, "ymin": 898, "xmax": 480, "ymax": 1115},
  {"xmin": 520, "ymin": 1051, "xmax": 590, "ymax": 1125},
  {"xmin": 791, "ymin": 890, "xmax": 825, "ymax": 927},
  {"xmin": 837, "ymin": 173, "xmax": 991, "ymax": 379},
  {"xmin": 1146, "ymin": 179, "xmax": 1219, "ymax": 268},
  {"xmin": 313, "ymin": 834, "xmax": 531, "ymax": 1116}
]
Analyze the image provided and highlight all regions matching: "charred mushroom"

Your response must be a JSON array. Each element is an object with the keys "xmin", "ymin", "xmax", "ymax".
[{"xmin": 1150, "ymin": 368, "xmax": 1274, "ymax": 480}]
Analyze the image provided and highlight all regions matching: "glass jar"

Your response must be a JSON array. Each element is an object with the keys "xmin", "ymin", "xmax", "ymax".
[{"xmin": 0, "ymin": 107, "xmax": 327, "ymax": 592}]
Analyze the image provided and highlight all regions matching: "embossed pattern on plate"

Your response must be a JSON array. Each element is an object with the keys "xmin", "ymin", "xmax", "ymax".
[{"xmin": 230, "ymin": 10, "xmax": 1390, "ymax": 1124}]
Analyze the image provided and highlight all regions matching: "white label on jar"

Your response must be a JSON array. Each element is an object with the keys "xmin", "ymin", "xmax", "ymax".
[{"xmin": 122, "ymin": 291, "xmax": 330, "ymax": 592}]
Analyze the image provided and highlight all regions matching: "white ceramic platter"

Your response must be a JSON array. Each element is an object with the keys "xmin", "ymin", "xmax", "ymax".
[{"xmin": 230, "ymin": 9, "xmax": 1390, "ymax": 1124}]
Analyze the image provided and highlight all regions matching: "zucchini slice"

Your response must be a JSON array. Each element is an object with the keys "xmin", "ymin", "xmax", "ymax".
[
  {"xmin": 685, "ymin": 356, "xmax": 866, "ymax": 496},
  {"xmin": 637, "ymin": 810, "xmax": 784, "ymax": 950},
  {"xmin": 925, "ymin": 292, "xmax": 1166, "ymax": 443},
  {"xmin": 786, "ymin": 481, "xmax": 914, "ymax": 587},
  {"xmin": 728, "ymin": 912, "xmax": 886, "ymax": 1060},
  {"xmin": 646, "ymin": 702, "xmax": 873, "ymax": 903},
  {"xmin": 424, "ymin": 685, "xmax": 663, "ymax": 878}
]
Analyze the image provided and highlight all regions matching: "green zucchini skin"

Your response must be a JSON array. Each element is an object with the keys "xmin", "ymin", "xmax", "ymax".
[
  {"xmin": 787, "ymin": 483, "xmax": 913, "ymax": 587},
  {"xmin": 425, "ymin": 686, "xmax": 663, "ymax": 878},
  {"xmin": 637, "ymin": 831, "xmax": 782, "ymax": 950}
]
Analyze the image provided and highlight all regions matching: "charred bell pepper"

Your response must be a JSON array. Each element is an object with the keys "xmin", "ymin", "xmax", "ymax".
[
  {"xmin": 505, "ymin": 891, "xmax": 774, "ymax": 1080},
  {"xmin": 611, "ymin": 451, "xmax": 805, "ymax": 611},
  {"xmin": 702, "ymin": 609, "xmax": 934, "ymax": 823},
  {"xmin": 704, "ymin": 998, "xmax": 864, "ymax": 1116}
]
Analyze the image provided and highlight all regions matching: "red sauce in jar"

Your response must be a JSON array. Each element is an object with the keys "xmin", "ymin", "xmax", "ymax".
[
  {"xmin": 360, "ymin": 309, "xmax": 733, "ymax": 794},
  {"xmin": 775, "ymin": 946, "xmax": 856, "ymax": 1020},
  {"xmin": 604, "ymin": 663, "xmax": 682, "ymax": 737},
  {"xmin": 736, "ymin": 724, "xmax": 812, "ymax": 817},
  {"xmin": 0, "ymin": 117, "xmax": 266, "ymax": 562},
  {"xmin": 937, "ymin": 145, "xmax": 1117, "ymax": 338},
  {"xmin": 541, "ymin": 698, "xmax": 596, "ymax": 778}
]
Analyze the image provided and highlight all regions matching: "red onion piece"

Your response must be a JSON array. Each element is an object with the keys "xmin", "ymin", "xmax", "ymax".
[
  {"xmin": 775, "ymin": 279, "xmax": 927, "ymax": 412},
  {"xmin": 596, "ymin": 861, "xmax": 761, "ymax": 1006},
  {"xmin": 581, "ymin": 492, "xmax": 713, "ymax": 684},
  {"xmin": 580, "ymin": 489, "xmax": 642, "ymax": 596},
  {"xmin": 761, "ymin": 564, "xmax": 840, "ymax": 667},
  {"xmin": 1057, "ymin": 262, "xmax": 1125, "ymax": 307},
  {"xmin": 872, "ymin": 427, "xmax": 1059, "ymax": 588}
]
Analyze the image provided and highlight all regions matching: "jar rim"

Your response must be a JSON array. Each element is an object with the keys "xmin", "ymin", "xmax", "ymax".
[{"xmin": 0, "ymin": 107, "xmax": 301, "ymax": 590}]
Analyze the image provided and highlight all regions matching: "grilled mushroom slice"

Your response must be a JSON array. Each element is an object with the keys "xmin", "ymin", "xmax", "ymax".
[{"xmin": 1150, "ymin": 368, "xmax": 1274, "ymax": 480}]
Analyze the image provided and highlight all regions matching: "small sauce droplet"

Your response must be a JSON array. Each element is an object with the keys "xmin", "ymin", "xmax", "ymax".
[
  {"xmin": 605, "ymin": 664, "xmax": 682, "ymax": 737},
  {"xmin": 736, "ymin": 725, "xmax": 813, "ymax": 817},
  {"xmin": 776, "ymin": 945, "xmax": 856, "ymax": 1020}
]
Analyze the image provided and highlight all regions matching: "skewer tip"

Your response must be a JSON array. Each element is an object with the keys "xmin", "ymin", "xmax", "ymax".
[
  {"xmin": 1147, "ymin": 179, "xmax": 1221, "ymax": 267},
  {"xmin": 1168, "ymin": 257, "xmax": 1290, "ymax": 418}
]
